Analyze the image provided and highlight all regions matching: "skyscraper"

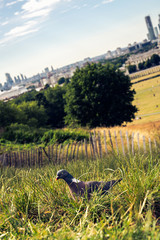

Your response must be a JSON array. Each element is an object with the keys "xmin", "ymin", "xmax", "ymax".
[
  {"xmin": 5, "ymin": 73, "xmax": 13, "ymax": 86},
  {"xmin": 158, "ymin": 14, "xmax": 160, "ymax": 31},
  {"xmin": 145, "ymin": 15, "xmax": 156, "ymax": 41}
]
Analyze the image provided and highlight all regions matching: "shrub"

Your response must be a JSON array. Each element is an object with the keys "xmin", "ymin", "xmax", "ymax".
[
  {"xmin": 41, "ymin": 129, "xmax": 89, "ymax": 145},
  {"xmin": 2, "ymin": 123, "xmax": 46, "ymax": 144}
]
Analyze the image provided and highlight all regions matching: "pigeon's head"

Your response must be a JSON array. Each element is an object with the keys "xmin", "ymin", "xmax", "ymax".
[{"xmin": 56, "ymin": 169, "xmax": 73, "ymax": 181}]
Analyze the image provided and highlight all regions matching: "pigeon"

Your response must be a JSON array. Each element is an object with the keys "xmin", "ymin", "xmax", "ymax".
[{"xmin": 56, "ymin": 169, "xmax": 122, "ymax": 200}]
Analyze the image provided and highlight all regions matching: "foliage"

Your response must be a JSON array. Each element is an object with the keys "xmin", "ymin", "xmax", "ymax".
[
  {"xmin": 100, "ymin": 54, "xmax": 129, "ymax": 69},
  {"xmin": 16, "ymin": 101, "xmax": 48, "ymax": 127},
  {"xmin": 0, "ymin": 101, "xmax": 18, "ymax": 127},
  {"xmin": 43, "ymin": 85, "xmax": 66, "ymax": 128},
  {"xmin": 127, "ymin": 64, "xmax": 137, "ymax": 73},
  {"xmin": 2, "ymin": 123, "xmax": 46, "ymax": 144},
  {"xmin": 64, "ymin": 63, "xmax": 137, "ymax": 127},
  {"xmin": 133, "ymin": 54, "xmax": 160, "ymax": 72},
  {"xmin": 138, "ymin": 61, "xmax": 146, "ymax": 70},
  {"xmin": 58, "ymin": 77, "xmax": 70, "ymax": 85},
  {"xmin": 41, "ymin": 128, "xmax": 89, "ymax": 145},
  {"xmin": 12, "ymin": 89, "xmax": 37, "ymax": 104},
  {"xmin": 1, "ymin": 153, "xmax": 160, "ymax": 239},
  {"xmin": 150, "ymin": 54, "xmax": 160, "ymax": 66}
]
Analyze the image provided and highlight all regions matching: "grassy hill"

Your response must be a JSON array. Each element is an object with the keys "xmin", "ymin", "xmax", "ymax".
[
  {"xmin": 127, "ymin": 72, "xmax": 160, "ymax": 126},
  {"xmin": 1, "ymin": 71, "xmax": 160, "ymax": 239}
]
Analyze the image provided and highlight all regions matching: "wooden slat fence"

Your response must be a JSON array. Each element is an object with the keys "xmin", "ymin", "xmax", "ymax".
[{"xmin": 0, "ymin": 130, "xmax": 159, "ymax": 168}]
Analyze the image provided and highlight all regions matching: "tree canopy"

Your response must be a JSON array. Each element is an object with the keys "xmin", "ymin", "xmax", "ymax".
[{"xmin": 64, "ymin": 63, "xmax": 137, "ymax": 127}]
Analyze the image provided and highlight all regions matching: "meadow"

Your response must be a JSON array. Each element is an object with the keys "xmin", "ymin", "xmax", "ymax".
[
  {"xmin": 129, "ymin": 70, "xmax": 160, "ymax": 125},
  {"xmin": 1, "ymin": 71, "xmax": 160, "ymax": 239},
  {"xmin": 1, "ymin": 151, "xmax": 160, "ymax": 239}
]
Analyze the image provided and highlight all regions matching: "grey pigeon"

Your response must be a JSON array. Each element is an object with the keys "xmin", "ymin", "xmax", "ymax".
[{"xmin": 56, "ymin": 169, "xmax": 122, "ymax": 200}]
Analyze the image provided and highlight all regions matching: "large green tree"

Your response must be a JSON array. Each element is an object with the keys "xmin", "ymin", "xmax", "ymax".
[
  {"xmin": 64, "ymin": 63, "xmax": 137, "ymax": 127},
  {"xmin": 44, "ymin": 85, "xmax": 66, "ymax": 128}
]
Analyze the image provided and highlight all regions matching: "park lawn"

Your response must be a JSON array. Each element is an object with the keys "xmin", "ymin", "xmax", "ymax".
[{"xmin": 129, "ymin": 74, "xmax": 160, "ymax": 125}]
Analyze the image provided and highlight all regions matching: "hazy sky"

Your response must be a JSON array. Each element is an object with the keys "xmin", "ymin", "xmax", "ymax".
[{"xmin": 0, "ymin": 0, "xmax": 160, "ymax": 83}]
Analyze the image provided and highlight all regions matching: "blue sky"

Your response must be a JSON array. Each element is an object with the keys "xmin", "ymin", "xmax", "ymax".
[{"xmin": 0, "ymin": 0, "xmax": 160, "ymax": 83}]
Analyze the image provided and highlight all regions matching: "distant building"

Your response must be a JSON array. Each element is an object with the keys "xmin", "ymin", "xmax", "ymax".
[
  {"xmin": 154, "ymin": 27, "xmax": 159, "ymax": 38},
  {"xmin": 51, "ymin": 66, "xmax": 54, "ymax": 72},
  {"xmin": 20, "ymin": 74, "xmax": 25, "ymax": 82},
  {"xmin": 5, "ymin": 73, "xmax": 13, "ymax": 86},
  {"xmin": 116, "ymin": 47, "xmax": 122, "ymax": 56},
  {"xmin": 145, "ymin": 15, "xmax": 156, "ymax": 41},
  {"xmin": 125, "ymin": 48, "xmax": 160, "ymax": 68},
  {"xmin": 158, "ymin": 34, "xmax": 160, "ymax": 49},
  {"xmin": 158, "ymin": 14, "xmax": 160, "ymax": 31},
  {"xmin": 44, "ymin": 67, "xmax": 49, "ymax": 74},
  {"xmin": 106, "ymin": 50, "xmax": 113, "ymax": 59}
]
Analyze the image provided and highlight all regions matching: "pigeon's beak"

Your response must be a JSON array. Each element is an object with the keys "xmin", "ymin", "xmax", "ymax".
[{"xmin": 56, "ymin": 176, "xmax": 59, "ymax": 180}]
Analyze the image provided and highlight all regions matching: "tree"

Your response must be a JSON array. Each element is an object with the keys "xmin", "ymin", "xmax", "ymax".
[
  {"xmin": 64, "ymin": 63, "xmax": 137, "ymax": 128},
  {"xmin": 0, "ymin": 101, "xmax": 18, "ymax": 127},
  {"xmin": 150, "ymin": 54, "xmax": 160, "ymax": 66},
  {"xmin": 127, "ymin": 64, "xmax": 137, "ymax": 74},
  {"xmin": 138, "ymin": 62, "xmax": 146, "ymax": 70},
  {"xmin": 17, "ymin": 101, "xmax": 48, "ymax": 127},
  {"xmin": 44, "ymin": 85, "xmax": 66, "ymax": 128},
  {"xmin": 144, "ymin": 59, "xmax": 152, "ymax": 69}
]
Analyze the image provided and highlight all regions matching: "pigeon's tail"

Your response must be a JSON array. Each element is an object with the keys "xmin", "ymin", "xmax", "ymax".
[
  {"xmin": 110, "ymin": 178, "xmax": 122, "ymax": 188},
  {"xmin": 115, "ymin": 178, "xmax": 122, "ymax": 184}
]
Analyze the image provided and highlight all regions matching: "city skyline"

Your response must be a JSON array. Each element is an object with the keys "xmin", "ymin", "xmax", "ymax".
[{"xmin": 0, "ymin": 0, "xmax": 160, "ymax": 83}]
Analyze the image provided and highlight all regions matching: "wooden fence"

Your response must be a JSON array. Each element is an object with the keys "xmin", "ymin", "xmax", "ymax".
[{"xmin": 0, "ymin": 130, "xmax": 159, "ymax": 168}]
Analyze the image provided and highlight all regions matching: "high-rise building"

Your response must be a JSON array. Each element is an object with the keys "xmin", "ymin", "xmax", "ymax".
[
  {"xmin": 154, "ymin": 27, "xmax": 159, "ymax": 38},
  {"xmin": 145, "ymin": 15, "xmax": 156, "ymax": 41},
  {"xmin": 158, "ymin": 14, "xmax": 160, "ymax": 31},
  {"xmin": 5, "ymin": 73, "xmax": 13, "ymax": 85}
]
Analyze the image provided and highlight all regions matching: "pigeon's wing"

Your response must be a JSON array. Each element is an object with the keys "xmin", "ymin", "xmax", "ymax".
[
  {"xmin": 68, "ymin": 179, "xmax": 122, "ymax": 200},
  {"xmin": 85, "ymin": 181, "xmax": 103, "ymax": 195},
  {"xmin": 86, "ymin": 179, "xmax": 122, "ymax": 195},
  {"xmin": 68, "ymin": 181, "xmax": 86, "ymax": 199},
  {"xmin": 101, "ymin": 178, "xmax": 122, "ymax": 193}
]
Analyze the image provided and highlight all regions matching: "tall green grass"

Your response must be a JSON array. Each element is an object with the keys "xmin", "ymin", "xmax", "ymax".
[{"xmin": 1, "ymin": 153, "xmax": 160, "ymax": 239}]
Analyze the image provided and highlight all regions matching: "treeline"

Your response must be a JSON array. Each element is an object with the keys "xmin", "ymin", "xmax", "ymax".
[
  {"xmin": 0, "ymin": 63, "xmax": 137, "ymax": 144},
  {"xmin": 128, "ymin": 54, "xmax": 160, "ymax": 74}
]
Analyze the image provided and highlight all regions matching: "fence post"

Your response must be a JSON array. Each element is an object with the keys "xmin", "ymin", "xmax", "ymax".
[
  {"xmin": 72, "ymin": 142, "xmax": 77, "ymax": 160},
  {"xmin": 154, "ymin": 139, "xmax": 157, "ymax": 152},
  {"xmin": 27, "ymin": 151, "xmax": 30, "ymax": 167},
  {"xmin": 98, "ymin": 132, "xmax": 102, "ymax": 158},
  {"xmin": 60, "ymin": 144, "xmax": 65, "ymax": 163},
  {"xmin": 90, "ymin": 133, "xmax": 96, "ymax": 159},
  {"xmin": 137, "ymin": 133, "xmax": 140, "ymax": 153},
  {"xmin": 126, "ymin": 131, "xmax": 130, "ymax": 154},
  {"xmin": 84, "ymin": 139, "xmax": 88, "ymax": 159},
  {"xmin": 65, "ymin": 143, "xmax": 70, "ymax": 163},
  {"xmin": 114, "ymin": 131, "xmax": 119, "ymax": 155},
  {"xmin": 69, "ymin": 142, "xmax": 74, "ymax": 161},
  {"xmin": 55, "ymin": 144, "xmax": 58, "ymax": 163},
  {"xmin": 143, "ymin": 136, "xmax": 146, "ymax": 153},
  {"xmin": 38, "ymin": 148, "xmax": 41, "ymax": 168},
  {"xmin": 149, "ymin": 137, "xmax": 152, "ymax": 155},
  {"xmin": 42, "ymin": 147, "xmax": 51, "ymax": 163},
  {"xmin": 108, "ymin": 130, "xmax": 113, "ymax": 152},
  {"xmin": 93, "ymin": 131, "xmax": 98, "ymax": 156},
  {"xmin": 81, "ymin": 140, "xmax": 84, "ymax": 158},
  {"xmin": 103, "ymin": 130, "xmax": 108, "ymax": 155},
  {"xmin": 120, "ymin": 130, "xmax": 125, "ymax": 156},
  {"xmin": 132, "ymin": 133, "xmax": 135, "ymax": 155},
  {"xmin": 58, "ymin": 144, "xmax": 62, "ymax": 164},
  {"xmin": 76, "ymin": 142, "xmax": 80, "ymax": 161}
]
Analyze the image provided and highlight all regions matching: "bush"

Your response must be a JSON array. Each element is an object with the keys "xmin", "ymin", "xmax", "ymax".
[
  {"xmin": 2, "ymin": 123, "xmax": 46, "ymax": 144},
  {"xmin": 41, "ymin": 129, "xmax": 89, "ymax": 145}
]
